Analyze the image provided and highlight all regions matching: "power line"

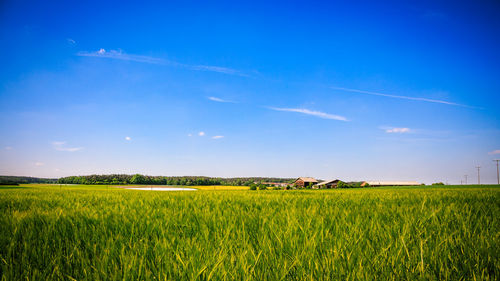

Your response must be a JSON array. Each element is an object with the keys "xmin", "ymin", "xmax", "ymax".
[
  {"xmin": 476, "ymin": 166, "xmax": 481, "ymax": 185},
  {"xmin": 494, "ymin": 159, "xmax": 500, "ymax": 185}
]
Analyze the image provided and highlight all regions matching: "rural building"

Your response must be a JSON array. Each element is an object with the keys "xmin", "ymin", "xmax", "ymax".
[
  {"xmin": 314, "ymin": 179, "xmax": 341, "ymax": 189},
  {"xmin": 294, "ymin": 177, "xmax": 318, "ymax": 188},
  {"xmin": 361, "ymin": 181, "xmax": 421, "ymax": 187}
]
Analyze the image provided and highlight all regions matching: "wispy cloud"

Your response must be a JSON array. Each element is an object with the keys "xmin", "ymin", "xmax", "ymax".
[
  {"xmin": 331, "ymin": 86, "xmax": 477, "ymax": 108},
  {"xmin": 207, "ymin": 96, "xmax": 236, "ymax": 103},
  {"xmin": 67, "ymin": 38, "xmax": 76, "ymax": 45},
  {"xmin": 198, "ymin": 131, "xmax": 205, "ymax": 136},
  {"xmin": 125, "ymin": 136, "xmax": 131, "ymax": 141},
  {"xmin": 4, "ymin": 146, "xmax": 12, "ymax": 150},
  {"xmin": 489, "ymin": 149, "xmax": 500, "ymax": 155},
  {"xmin": 268, "ymin": 107, "xmax": 348, "ymax": 121},
  {"xmin": 77, "ymin": 49, "xmax": 248, "ymax": 77},
  {"xmin": 212, "ymin": 135, "xmax": 224, "ymax": 139},
  {"xmin": 34, "ymin": 162, "xmax": 44, "ymax": 166},
  {"xmin": 52, "ymin": 141, "xmax": 83, "ymax": 152},
  {"xmin": 385, "ymin": 127, "xmax": 411, "ymax": 133}
]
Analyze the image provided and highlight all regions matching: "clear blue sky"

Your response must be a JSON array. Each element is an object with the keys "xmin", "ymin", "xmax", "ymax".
[{"xmin": 1, "ymin": 0, "xmax": 499, "ymax": 183}]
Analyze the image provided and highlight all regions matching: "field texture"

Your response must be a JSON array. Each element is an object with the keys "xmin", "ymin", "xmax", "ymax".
[{"xmin": 0, "ymin": 185, "xmax": 499, "ymax": 280}]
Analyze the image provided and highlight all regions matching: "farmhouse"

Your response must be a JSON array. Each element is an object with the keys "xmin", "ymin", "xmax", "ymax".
[
  {"xmin": 294, "ymin": 177, "xmax": 318, "ymax": 188},
  {"xmin": 314, "ymin": 179, "xmax": 340, "ymax": 189},
  {"xmin": 361, "ymin": 181, "xmax": 421, "ymax": 187}
]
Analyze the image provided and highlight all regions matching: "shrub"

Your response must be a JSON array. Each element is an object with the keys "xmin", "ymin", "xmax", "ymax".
[{"xmin": 337, "ymin": 181, "xmax": 347, "ymax": 188}]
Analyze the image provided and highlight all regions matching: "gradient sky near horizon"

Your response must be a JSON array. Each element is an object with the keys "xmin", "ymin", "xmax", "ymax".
[{"xmin": 1, "ymin": 0, "xmax": 499, "ymax": 184}]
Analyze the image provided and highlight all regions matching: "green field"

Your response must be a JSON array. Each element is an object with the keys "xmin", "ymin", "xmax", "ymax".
[{"xmin": 0, "ymin": 184, "xmax": 499, "ymax": 280}]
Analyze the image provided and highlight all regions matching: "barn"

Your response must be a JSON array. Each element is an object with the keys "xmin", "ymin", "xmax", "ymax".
[
  {"xmin": 314, "ymin": 179, "xmax": 341, "ymax": 189},
  {"xmin": 294, "ymin": 177, "xmax": 318, "ymax": 188}
]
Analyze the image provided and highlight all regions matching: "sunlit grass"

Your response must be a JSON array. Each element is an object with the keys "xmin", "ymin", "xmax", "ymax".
[{"xmin": 0, "ymin": 185, "xmax": 498, "ymax": 280}]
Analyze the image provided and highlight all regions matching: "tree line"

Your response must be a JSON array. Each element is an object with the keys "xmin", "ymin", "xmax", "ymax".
[
  {"xmin": 57, "ymin": 174, "xmax": 294, "ymax": 186},
  {"xmin": 0, "ymin": 176, "xmax": 57, "ymax": 185}
]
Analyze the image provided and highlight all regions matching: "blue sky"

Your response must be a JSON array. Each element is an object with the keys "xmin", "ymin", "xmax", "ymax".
[{"xmin": 1, "ymin": 0, "xmax": 499, "ymax": 183}]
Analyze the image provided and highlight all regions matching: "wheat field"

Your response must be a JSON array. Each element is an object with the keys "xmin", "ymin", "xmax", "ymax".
[{"xmin": 0, "ymin": 184, "xmax": 498, "ymax": 280}]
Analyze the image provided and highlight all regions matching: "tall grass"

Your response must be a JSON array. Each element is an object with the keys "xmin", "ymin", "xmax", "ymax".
[{"xmin": 0, "ymin": 185, "xmax": 498, "ymax": 280}]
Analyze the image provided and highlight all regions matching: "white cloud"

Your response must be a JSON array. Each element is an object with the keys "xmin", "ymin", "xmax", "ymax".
[
  {"xmin": 207, "ymin": 96, "xmax": 236, "ymax": 103},
  {"xmin": 212, "ymin": 136, "xmax": 224, "ymax": 139},
  {"xmin": 385, "ymin": 127, "xmax": 411, "ymax": 133},
  {"xmin": 198, "ymin": 132, "xmax": 205, "ymax": 136},
  {"xmin": 125, "ymin": 136, "xmax": 131, "ymax": 141},
  {"xmin": 67, "ymin": 38, "xmax": 76, "ymax": 45},
  {"xmin": 489, "ymin": 150, "xmax": 500, "ymax": 155},
  {"xmin": 187, "ymin": 133, "xmax": 193, "ymax": 137},
  {"xmin": 330, "ymin": 86, "xmax": 477, "ymax": 108},
  {"xmin": 268, "ymin": 107, "xmax": 348, "ymax": 121},
  {"xmin": 77, "ymin": 49, "xmax": 248, "ymax": 76},
  {"xmin": 34, "ymin": 162, "xmax": 44, "ymax": 166},
  {"xmin": 52, "ymin": 141, "xmax": 83, "ymax": 152}
]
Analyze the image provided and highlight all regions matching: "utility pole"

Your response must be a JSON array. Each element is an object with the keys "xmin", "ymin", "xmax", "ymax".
[
  {"xmin": 494, "ymin": 159, "xmax": 500, "ymax": 185},
  {"xmin": 464, "ymin": 175, "xmax": 468, "ymax": 185},
  {"xmin": 476, "ymin": 166, "xmax": 481, "ymax": 185}
]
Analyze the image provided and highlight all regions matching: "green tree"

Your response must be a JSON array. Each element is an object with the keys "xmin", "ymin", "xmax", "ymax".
[{"xmin": 130, "ymin": 174, "xmax": 146, "ymax": 184}]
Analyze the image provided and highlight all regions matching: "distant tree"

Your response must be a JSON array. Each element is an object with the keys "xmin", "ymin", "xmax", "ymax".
[
  {"xmin": 249, "ymin": 183, "xmax": 257, "ymax": 190},
  {"xmin": 130, "ymin": 174, "xmax": 146, "ymax": 184},
  {"xmin": 432, "ymin": 182, "xmax": 445, "ymax": 185},
  {"xmin": 337, "ymin": 181, "xmax": 347, "ymax": 188},
  {"xmin": 258, "ymin": 184, "xmax": 267, "ymax": 190}
]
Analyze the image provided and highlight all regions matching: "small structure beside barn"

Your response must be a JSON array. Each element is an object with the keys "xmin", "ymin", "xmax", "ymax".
[
  {"xmin": 294, "ymin": 177, "xmax": 318, "ymax": 188},
  {"xmin": 314, "ymin": 179, "xmax": 341, "ymax": 189},
  {"xmin": 261, "ymin": 182, "xmax": 289, "ymax": 187}
]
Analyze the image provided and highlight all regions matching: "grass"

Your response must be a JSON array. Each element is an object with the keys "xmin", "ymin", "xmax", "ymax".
[{"xmin": 0, "ymin": 184, "xmax": 498, "ymax": 280}]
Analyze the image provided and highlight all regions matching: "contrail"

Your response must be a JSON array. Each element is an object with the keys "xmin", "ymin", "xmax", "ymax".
[
  {"xmin": 330, "ymin": 86, "xmax": 479, "ymax": 108},
  {"xmin": 77, "ymin": 49, "xmax": 249, "ymax": 77}
]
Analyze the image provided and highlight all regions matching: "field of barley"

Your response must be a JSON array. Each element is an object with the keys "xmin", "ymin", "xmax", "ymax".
[{"xmin": 0, "ymin": 184, "xmax": 498, "ymax": 280}]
